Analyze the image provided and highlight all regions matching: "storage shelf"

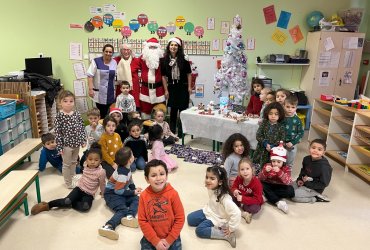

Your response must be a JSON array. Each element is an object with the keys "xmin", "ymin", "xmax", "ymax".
[
  {"xmin": 330, "ymin": 133, "xmax": 350, "ymax": 145},
  {"xmin": 256, "ymin": 63, "xmax": 310, "ymax": 66},
  {"xmin": 356, "ymin": 125, "xmax": 370, "ymax": 135},
  {"xmin": 314, "ymin": 108, "xmax": 331, "ymax": 117},
  {"xmin": 354, "ymin": 135, "xmax": 370, "ymax": 146},
  {"xmin": 346, "ymin": 164, "xmax": 370, "ymax": 182},
  {"xmin": 326, "ymin": 150, "xmax": 347, "ymax": 165},
  {"xmin": 352, "ymin": 145, "xmax": 370, "ymax": 158},
  {"xmin": 332, "ymin": 116, "xmax": 354, "ymax": 126},
  {"xmin": 311, "ymin": 124, "xmax": 329, "ymax": 134}
]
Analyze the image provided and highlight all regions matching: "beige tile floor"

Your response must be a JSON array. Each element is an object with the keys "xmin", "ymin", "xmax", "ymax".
[{"xmin": 0, "ymin": 132, "xmax": 369, "ymax": 250}]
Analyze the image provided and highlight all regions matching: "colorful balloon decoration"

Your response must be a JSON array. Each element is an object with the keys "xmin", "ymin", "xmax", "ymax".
[
  {"xmin": 184, "ymin": 22, "xmax": 194, "ymax": 35},
  {"xmin": 112, "ymin": 19, "xmax": 123, "ymax": 32},
  {"xmin": 175, "ymin": 16, "xmax": 186, "ymax": 29},
  {"xmin": 121, "ymin": 26, "xmax": 132, "ymax": 39},
  {"xmin": 129, "ymin": 19, "xmax": 140, "ymax": 32},
  {"xmin": 84, "ymin": 20, "xmax": 95, "ymax": 32},
  {"xmin": 103, "ymin": 14, "xmax": 114, "ymax": 27},
  {"xmin": 157, "ymin": 26, "xmax": 167, "ymax": 39},
  {"xmin": 166, "ymin": 22, "xmax": 176, "ymax": 35},
  {"xmin": 194, "ymin": 26, "xmax": 204, "ymax": 39},
  {"xmin": 91, "ymin": 16, "xmax": 103, "ymax": 29},
  {"xmin": 148, "ymin": 21, "xmax": 159, "ymax": 34},
  {"xmin": 137, "ymin": 13, "xmax": 149, "ymax": 27}
]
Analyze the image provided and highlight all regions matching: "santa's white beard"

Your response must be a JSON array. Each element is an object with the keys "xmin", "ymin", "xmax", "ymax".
[{"xmin": 142, "ymin": 46, "xmax": 163, "ymax": 70}]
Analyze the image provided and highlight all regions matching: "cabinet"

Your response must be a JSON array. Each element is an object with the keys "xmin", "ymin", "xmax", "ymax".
[
  {"xmin": 300, "ymin": 31, "xmax": 365, "ymax": 105},
  {"xmin": 309, "ymin": 99, "xmax": 370, "ymax": 182}
]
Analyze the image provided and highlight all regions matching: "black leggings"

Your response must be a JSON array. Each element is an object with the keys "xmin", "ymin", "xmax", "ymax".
[
  {"xmin": 169, "ymin": 107, "xmax": 187, "ymax": 136},
  {"xmin": 96, "ymin": 102, "xmax": 113, "ymax": 119},
  {"xmin": 48, "ymin": 187, "xmax": 94, "ymax": 212}
]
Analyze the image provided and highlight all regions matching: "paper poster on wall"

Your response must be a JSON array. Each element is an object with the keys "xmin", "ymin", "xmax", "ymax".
[
  {"xmin": 343, "ymin": 71, "xmax": 353, "ymax": 84},
  {"xmin": 343, "ymin": 37, "xmax": 360, "ymax": 49},
  {"xmin": 318, "ymin": 51, "xmax": 340, "ymax": 68},
  {"xmin": 73, "ymin": 62, "xmax": 87, "ymax": 79},
  {"xmin": 89, "ymin": 6, "xmax": 102, "ymax": 15},
  {"xmin": 343, "ymin": 51, "xmax": 354, "ymax": 68},
  {"xmin": 103, "ymin": 4, "xmax": 116, "ymax": 12},
  {"xmin": 289, "ymin": 25, "xmax": 303, "ymax": 44},
  {"xmin": 246, "ymin": 38, "xmax": 255, "ymax": 50},
  {"xmin": 263, "ymin": 5, "xmax": 277, "ymax": 24},
  {"xmin": 212, "ymin": 39, "xmax": 220, "ymax": 51},
  {"xmin": 324, "ymin": 37, "xmax": 335, "ymax": 51},
  {"xmin": 271, "ymin": 29, "xmax": 287, "ymax": 45},
  {"xmin": 73, "ymin": 80, "xmax": 87, "ymax": 97},
  {"xmin": 277, "ymin": 11, "xmax": 291, "ymax": 29},
  {"xmin": 195, "ymin": 84, "xmax": 204, "ymax": 98},
  {"xmin": 70, "ymin": 42, "xmax": 83, "ymax": 60},
  {"xmin": 75, "ymin": 97, "xmax": 89, "ymax": 114},
  {"xmin": 112, "ymin": 11, "xmax": 125, "ymax": 20},
  {"xmin": 319, "ymin": 71, "xmax": 330, "ymax": 86},
  {"xmin": 220, "ymin": 21, "xmax": 230, "ymax": 34},
  {"xmin": 207, "ymin": 17, "xmax": 215, "ymax": 30}
]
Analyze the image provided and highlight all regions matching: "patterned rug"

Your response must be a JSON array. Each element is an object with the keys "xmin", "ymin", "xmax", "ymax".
[{"xmin": 165, "ymin": 144, "xmax": 223, "ymax": 165}]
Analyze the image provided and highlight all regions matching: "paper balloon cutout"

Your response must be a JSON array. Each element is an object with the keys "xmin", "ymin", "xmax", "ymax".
[
  {"xmin": 194, "ymin": 26, "xmax": 204, "ymax": 39},
  {"xmin": 121, "ymin": 26, "xmax": 132, "ymax": 39},
  {"xmin": 112, "ymin": 19, "xmax": 123, "ymax": 32},
  {"xmin": 157, "ymin": 26, "xmax": 167, "ymax": 39},
  {"xmin": 91, "ymin": 16, "xmax": 103, "ymax": 29},
  {"xmin": 148, "ymin": 21, "xmax": 159, "ymax": 34},
  {"xmin": 129, "ymin": 19, "xmax": 140, "ymax": 32},
  {"xmin": 184, "ymin": 22, "xmax": 194, "ymax": 35},
  {"xmin": 166, "ymin": 22, "xmax": 176, "ymax": 35},
  {"xmin": 84, "ymin": 21, "xmax": 95, "ymax": 32},
  {"xmin": 137, "ymin": 13, "xmax": 148, "ymax": 27},
  {"xmin": 103, "ymin": 14, "xmax": 114, "ymax": 27},
  {"xmin": 175, "ymin": 16, "xmax": 186, "ymax": 29}
]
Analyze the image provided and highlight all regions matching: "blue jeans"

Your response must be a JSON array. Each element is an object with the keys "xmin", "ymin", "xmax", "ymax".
[
  {"xmin": 130, "ymin": 156, "xmax": 146, "ymax": 172},
  {"xmin": 104, "ymin": 191, "xmax": 139, "ymax": 229},
  {"xmin": 140, "ymin": 236, "xmax": 182, "ymax": 250},
  {"xmin": 187, "ymin": 209, "xmax": 214, "ymax": 239}
]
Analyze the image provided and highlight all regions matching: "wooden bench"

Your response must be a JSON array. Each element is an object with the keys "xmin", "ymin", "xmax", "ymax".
[
  {"xmin": 0, "ymin": 138, "xmax": 42, "ymax": 179},
  {"xmin": 0, "ymin": 170, "xmax": 41, "ymax": 227}
]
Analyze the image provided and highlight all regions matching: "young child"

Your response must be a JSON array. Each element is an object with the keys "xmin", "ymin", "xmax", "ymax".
[
  {"xmin": 252, "ymin": 102, "xmax": 286, "ymax": 174},
  {"xmin": 109, "ymin": 107, "xmax": 129, "ymax": 142},
  {"xmin": 258, "ymin": 142, "xmax": 294, "ymax": 214},
  {"xmin": 231, "ymin": 158, "xmax": 263, "ymax": 224},
  {"xmin": 99, "ymin": 147, "xmax": 142, "ymax": 240},
  {"xmin": 123, "ymin": 121, "xmax": 148, "ymax": 172},
  {"xmin": 292, "ymin": 139, "xmax": 332, "ymax": 203},
  {"xmin": 276, "ymin": 88, "xmax": 290, "ymax": 106},
  {"xmin": 138, "ymin": 159, "xmax": 185, "ymax": 249},
  {"xmin": 148, "ymin": 124, "xmax": 178, "ymax": 172},
  {"xmin": 80, "ymin": 108, "xmax": 104, "ymax": 171},
  {"xmin": 128, "ymin": 110, "xmax": 141, "ymax": 122},
  {"xmin": 187, "ymin": 166, "xmax": 241, "ymax": 248},
  {"xmin": 153, "ymin": 109, "xmax": 179, "ymax": 146},
  {"xmin": 265, "ymin": 91, "xmax": 276, "ymax": 106},
  {"xmin": 99, "ymin": 116, "xmax": 123, "ymax": 179},
  {"xmin": 54, "ymin": 90, "xmax": 86, "ymax": 188},
  {"xmin": 31, "ymin": 143, "xmax": 106, "ymax": 215},
  {"xmin": 115, "ymin": 80, "xmax": 136, "ymax": 123},
  {"xmin": 245, "ymin": 78, "xmax": 264, "ymax": 117},
  {"xmin": 259, "ymin": 87, "xmax": 272, "ymax": 118},
  {"xmin": 222, "ymin": 133, "xmax": 250, "ymax": 187},
  {"xmin": 38, "ymin": 133, "xmax": 62, "ymax": 173},
  {"xmin": 283, "ymin": 95, "xmax": 304, "ymax": 167}
]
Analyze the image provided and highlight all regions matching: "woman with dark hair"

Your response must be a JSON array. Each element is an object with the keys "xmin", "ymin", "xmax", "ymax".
[
  {"xmin": 160, "ymin": 37, "xmax": 192, "ymax": 137},
  {"xmin": 87, "ymin": 44, "xmax": 117, "ymax": 118}
]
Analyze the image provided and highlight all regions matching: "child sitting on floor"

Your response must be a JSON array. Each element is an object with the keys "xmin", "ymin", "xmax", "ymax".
[
  {"xmin": 124, "ymin": 121, "xmax": 148, "ymax": 172},
  {"xmin": 152, "ymin": 108, "xmax": 179, "ymax": 146},
  {"xmin": 109, "ymin": 107, "xmax": 129, "ymax": 142},
  {"xmin": 38, "ymin": 133, "xmax": 62, "ymax": 173}
]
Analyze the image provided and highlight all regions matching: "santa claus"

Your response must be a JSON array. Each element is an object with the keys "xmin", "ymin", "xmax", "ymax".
[{"xmin": 131, "ymin": 37, "xmax": 167, "ymax": 119}]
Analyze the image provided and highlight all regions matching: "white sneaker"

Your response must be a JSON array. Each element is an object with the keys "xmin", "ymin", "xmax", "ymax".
[
  {"xmin": 121, "ymin": 216, "xmax": 138, "ymax": 228},
  {"xmin": 241, "ymin": 211, "xmax": 252, "ymax": 224},
  {"xmin": 98, "ymin": 224, "xmax": 119, "ymax": 240},
  {"xmin": 276, "ymin": 200, "xmax": 289, "ymax": 214}
]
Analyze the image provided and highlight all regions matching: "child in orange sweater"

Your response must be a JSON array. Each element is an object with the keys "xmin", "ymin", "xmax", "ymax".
[{"xmin": 138, "ymin": 159, "xmax": 185, "ymax": 250}]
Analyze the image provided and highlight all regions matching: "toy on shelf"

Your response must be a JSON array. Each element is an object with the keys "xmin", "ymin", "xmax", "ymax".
[
  {"xmin": 347, "ymin": 99, "xmax": 370, "ymax": 109},
  {"xmin": 335, "ymin": 98, "xmax": 348, "ymax": 105},
  {"xmin": 223, "ymin": 111, "xmax": 249, "ymax": 122},
  {"xmin": 197, "ymin": 102, "xmax": 205, "ymax": 110}
]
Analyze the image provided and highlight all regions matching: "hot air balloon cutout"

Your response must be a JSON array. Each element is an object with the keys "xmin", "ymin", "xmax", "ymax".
[
  {"xmin": 129, "ymin": 19, "xmax": 140, "ymax": 32},
  {"xmin": 84, "ymin": 20, "xmax": 95, "ymax": 32},
  {"xmin": 112, "ymin": 19, "xmax": 123, "ymax": 32},
  {"xmin": 148, "ymin": 21, "xmax": 159, "ymax": 34},
  {"xmin": 175, "ymin": 16, "xmax": 186, "ymax": 29},
  {"xmin": 157, "ymin": 26, "xmax": 167, "ymax": 39},
  {"xmin": 91, "ymin": 16, "xmax": 104, "ymax": 30},
  {"xmin": 194, "ymin": 26, "xmax": 204, "ymax": 39},
  {"xmin": 138, "ymin": 14, "xmax": 148, "ymax": 27},
  {"xmin": 121, "ymin": 26, "xmax": 132, "ymax": 39},
  {"xmin": 103, "ymin": 14, "xmax": 114, "ymax": 27},
  {"xmin": 166, "ymin": 22, "xmax": 176, "ymax": 35},
  {"xmin": 184, "ymin": 22, "xmax": 194, "ymax": 35}
]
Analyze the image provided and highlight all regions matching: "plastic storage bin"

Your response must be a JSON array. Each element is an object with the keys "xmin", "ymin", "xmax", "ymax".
[
  {"xmin": 297, "ymin": 112, "xmax": 306, "ymax": 129},
  {"xmin": 0, "ymin": 130, "xmax": 11, "ymax": 145},
  {"xmin": 2, "ymin": 141, "xmax": 15, "ymax": 154},
  {"xmin": 15, "ymin": 112, "xmax": 23, "ymax": 124},
  {"xmin": 0, "ymin": 119, "xmax": 8, "ymax": 133},
  {"xmin": 0, "ymin": 100, "xmax": 16, "ymax": 119},
  {"xmin": 23, "ymin": 108, "xmax": 30, "ymax": 120},
  {"xmin": 7, "ymin": 116, "xmax": 17, "ymax": 128}
]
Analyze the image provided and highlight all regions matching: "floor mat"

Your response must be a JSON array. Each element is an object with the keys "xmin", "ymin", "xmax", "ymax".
[{"xmin": 166, "ymin": 144, "xmax": 223, "ymax": 165}]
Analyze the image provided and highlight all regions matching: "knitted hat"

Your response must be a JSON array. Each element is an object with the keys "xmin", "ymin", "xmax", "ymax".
[
  {"xmin": 109, "ymin": 107, "xmax": 123, "ymax": 119},
  {"xmin": 270, "ymin": 141, "xmax": 287, "ymax": 162},
  {"xmin": 168, "ymin": 37, "xmax": 182, "ymax": 46}
]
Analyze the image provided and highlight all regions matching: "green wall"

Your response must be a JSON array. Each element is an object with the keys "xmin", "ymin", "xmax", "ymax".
[{"xmin": 1, "ymin": 0, "xmax": 358, "ymax": 94}]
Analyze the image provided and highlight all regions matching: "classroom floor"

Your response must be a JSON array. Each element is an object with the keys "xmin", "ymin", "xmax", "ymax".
[{"xmin": 0, "ymin": 132, "xmax": 369, "ymax": 250}]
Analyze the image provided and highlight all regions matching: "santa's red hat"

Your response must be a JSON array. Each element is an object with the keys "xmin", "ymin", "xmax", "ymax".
[
  {"xmin": 168, "ymin": 37, "xmax": 182, "ymax": 46},
  {"xmin": 270, "ymin": 141, "xmax": 287, "ymax": 162},
  {"xmin": 109, "ymin": 107, "xmax": 123, "ymax": 119},
  {"xmin": 145, "ymin": 37, "xmax": 160, "ymax": 48}
]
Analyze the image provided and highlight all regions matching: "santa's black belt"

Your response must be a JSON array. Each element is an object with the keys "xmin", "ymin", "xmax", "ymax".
[{"xmin": 141, "ymin": 82, "xmax": 162, "ymax": 89}]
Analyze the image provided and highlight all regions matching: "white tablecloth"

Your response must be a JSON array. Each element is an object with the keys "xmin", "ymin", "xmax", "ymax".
[{"xmin": 180, "ymin": 108, "xmax": 259, "ymax": 150}]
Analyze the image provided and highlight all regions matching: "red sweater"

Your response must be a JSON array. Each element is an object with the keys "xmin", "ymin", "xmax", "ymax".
[
  {"xmin": 138, "ymin": 183, "xmax": 185, "ymax": 246},
  {"xmin": 246, "ymin": 94, "xmax": 263, "ymax": 115},
  {"xmin": 258, "ymin": 163, "xmax": 292, "ymax": 185},
  {"xmin": 231, "ymin": 176, "xmax": 264, "ymax": 206}
]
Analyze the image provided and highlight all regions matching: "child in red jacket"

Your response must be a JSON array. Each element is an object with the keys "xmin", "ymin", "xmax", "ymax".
[
  {"xmin": 231, "ymin": 158, "xmax": 263, "ymax": 224},
  {"xmin": 245, "ymin": 78, "xmax": 264, "ymax": 117}
]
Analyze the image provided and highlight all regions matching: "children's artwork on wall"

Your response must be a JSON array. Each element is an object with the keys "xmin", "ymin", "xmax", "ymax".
[
  {"xmin": 166, "ymin": 22, "xmax": 176, "ymax": 35},
  {"xmin": 175, "ymin": 16, "xmax": 186, "ymax": 29},
  {"xmin": 195, "ymin": 84, "xmax": 204, "ymax": 98},
  {"xmin": 70, "ymin": 23, "xmax": 83, "ymax": 29},
  {"xmin": 277, "ymin": 10, "xmax": 291, "ymax": 29},
  {"xmin": 246, "ymin": 38, "xmax": 255, "ymax": 50},
  {"xmin": 75, "ymin": 97, "xmax": 89, "ymax": 114},
  {"xmin": 263, "ymin": 5, "xmax": 277, "ymax": 24},
  {"xmin": 70, "ymin": 42, "xmax": 82, "ymax": 60},
  {"xmin": 289, "ymin": 25, "xmax": 303, "ymax": 43},
  {"xmin": 84, "ymin": 21, "xmax": 95, "ymax": 32},
  {"xmin": 129, "ymin": 19, "xmax": 140, "ymax": 32},
  {"xmin": 73, "ymin": 62, "xmax": 87, "ymax": 80},
  {"xmin": 112, "ymin": 19, "xmax": 123, "ymax": 31},
  {"xmin": 121, "ymin": 26, "xmax": 132, "ymax": 39},
  {"xmin": 137, "ymin": 13, "xmax": 148, "ymax": 27},
  {"xmin": 212, "ymin": 39, "xmax": 220, "ymax": 51},
  {"xmin": 103, "ymin": 14, "xmax": 114, "ymax": 27},
  {"xmin": 91, "ymin": 16, "xmax": 104, "ymax": 29},
  {"xmin": 207, "ymin": 17, "xmax": 215, "ymax": 30},
  {"xmin": 272, "ymin": 29, "xmax": 288, "ymax": 46},
  {"xmin": 73, "ymin": 80, "xmax": 87, "ymax": 97},
  {"xmin": 220, "ymin": 21, "xmax": 230, "ymax": 34},
  {"xmin": 157, "ymin": 26, "xmax": 167, "ymax": 39},
  {"xmin": 103, "ymin": 4, "xmax": 116, "ymax": 13},
  {"xmin": 89, "ymin": 6, "xmax": 102, "ymax": 15},
  {"xmin": 184, "ymin": 22, "xmax": 195, "ymax": 35},
  {"xmin": 194, "ymin": 26, "xmax": 204, "ymax": 39},
  {"xmin": 148, "ymin": 21, "xmax": 159, "ymax": 34}
]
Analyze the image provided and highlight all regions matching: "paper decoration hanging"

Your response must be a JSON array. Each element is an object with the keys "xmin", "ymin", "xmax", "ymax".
[
  {"xmin": 138, "ymin": 14, "xmax": 148, "ymax": 27},
  {"xmin": 91, "ymin": 16, "xmax": 103, "ymax": 29},
  {"xmin": 103, "ymin": 14, "xmax": 114, "ymax": 27},
  {"xmin": 157, "ymin": 26, "xmax": 167, "ymax": 39},
  {"xmin": 263, "ymin": 5, "xmax": 277, "ymax": 24},
  {"xmin": 121, "ymin": 26, "xmax": 132, "ymax": 39},
  {"xmin": 277, "ymin": 11, "xmax": 291, "ymax": 29},
  {"xmin": 184, "ymin": 22, "xmax": 194, "ymax": 35},
  {"xmin": 129, "ymin": 19, "xmax": 140, "ymax": 32},
  {"xmin": 272, "ymin": 29, "xmax": 288, "ymax": 45},
  {"xmin": 166, "ymin": 22, "xmax": 176, "ymax": 35},
  {"xmin": 289, "ymin": 25, "xmax": 303, "ymax": 43},
  {"xmin": 84, "ymin": 21, "xmax": 95, "ymax": 32},
  {"xmin": 112, "ymin": 19, "xmax": 123, "ymax": 31},
  {"xmin": 175, "ymin": 16, "xmax": 186, "ymax": 29},
  {"xmin": 148, "ymin": 21, "xmax": 159, "ymax": 34},
  {"xmin": 194, "ymin": 26, "xmax": 204, "ymax": 39}
]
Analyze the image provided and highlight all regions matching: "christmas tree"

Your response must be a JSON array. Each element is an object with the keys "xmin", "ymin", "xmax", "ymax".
[{"xmin": 214, "ymin": 15, "xmax": 249, "ymax": 105}]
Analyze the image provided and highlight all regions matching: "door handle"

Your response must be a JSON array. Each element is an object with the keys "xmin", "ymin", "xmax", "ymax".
[{"xmin": 339, "ymin": 78, "xmax": 342, "ymax": 86}]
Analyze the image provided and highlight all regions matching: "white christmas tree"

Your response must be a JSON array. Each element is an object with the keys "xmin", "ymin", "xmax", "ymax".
[{"xmin": 214, "ymin": 15, "xmax": 249, "ymax": 105}]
